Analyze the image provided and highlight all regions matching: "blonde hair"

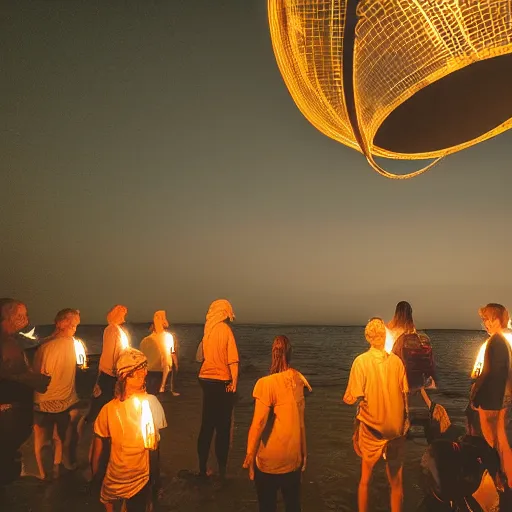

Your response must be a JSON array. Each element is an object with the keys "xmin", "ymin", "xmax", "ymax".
[
  {"xmin": 479, "ymin": 303, "xmax": 510, "ymax": 329},
  {"xmin": 107, "ymin": 305, "xmax": 127, "ymax": 324},
  {"xmin": 365, "ymin": 318, "xmax": 387, "ymax": 348},
  {"xmin": 270, "ymin": 335, "xmax": 292, "ymax": 374}
]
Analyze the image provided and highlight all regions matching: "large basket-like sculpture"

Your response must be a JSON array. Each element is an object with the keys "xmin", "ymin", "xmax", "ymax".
[{"xmin": 269, "ymin": 0, "xmax": 512, "ymax": 178}]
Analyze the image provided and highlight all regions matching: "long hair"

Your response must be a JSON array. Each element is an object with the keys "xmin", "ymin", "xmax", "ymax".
[
  {"xmin": 479, "ymin": 303, "xmax": 510, "ymax": 328},
  {"xmin": 270, "ymin": 335, "xmax": 292, "ymax": 375},
  {"xmin": 388, "ymin": 301, "xmax": 415, "ymax": 334}
]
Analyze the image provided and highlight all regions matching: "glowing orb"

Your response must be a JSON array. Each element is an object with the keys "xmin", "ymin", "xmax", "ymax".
[{"xmin": 268, "ymin": 0, "xmax": 512, "ymax": 178}]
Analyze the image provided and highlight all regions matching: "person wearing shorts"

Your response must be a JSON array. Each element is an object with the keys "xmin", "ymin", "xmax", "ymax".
[
  {"xmin": 33, "ymin": 308, "xmax": 81, "ymax": 479},
  {"xmin": 344, "ymin": 318, "xmax": 409, "ymax": 512}
]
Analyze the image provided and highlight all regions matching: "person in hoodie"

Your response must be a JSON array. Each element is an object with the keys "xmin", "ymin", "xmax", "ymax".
[
  {"xmin": 343, "ymin": 318, "xmax": 409, "ymax": 512},
  {"xmin": 195, "ymin": 299, "xmax": 239, "ymax": 479}
]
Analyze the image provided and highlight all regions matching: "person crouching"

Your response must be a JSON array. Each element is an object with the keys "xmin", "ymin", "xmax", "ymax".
[
  {"xmin": 91, "ymin": 349, "xmax": 167, "ymax": 512},
  {"xmin": 343, "ymin": 318, "xmax": 409, "ymax": 512}
]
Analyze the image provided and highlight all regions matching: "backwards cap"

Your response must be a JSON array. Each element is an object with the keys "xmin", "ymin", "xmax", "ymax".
[{"xmin": 116, "ymin": 348, "xmax": 147, "ymax": 379}]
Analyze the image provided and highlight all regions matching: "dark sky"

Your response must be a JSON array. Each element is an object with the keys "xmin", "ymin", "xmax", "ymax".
[{"xmin": 2, "ymin": 0, "xmax": 511, "ymax": 328}]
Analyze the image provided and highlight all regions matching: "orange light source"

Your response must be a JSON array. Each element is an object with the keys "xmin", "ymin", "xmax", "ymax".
[
  {"xmin": 119, "ymin": 327, "xmax": 130, "ymax": 351},
  {"xmin": 73, "ymin": 337, "xmax": 88, "ymax": 369},
  {"xmin": 164, "ymin": 332, "xmax": 174, "ymax": 355},
  {"xmin": 384, "ymin": 328, "xmax": 394, "ymax": 354},
  {"xmin": 133, "ymin": 397, "xmax": 156, "ymax": 450},
  {"xmin": 471, "ymin": 333, "xmax": 512, "ymax": 379},
  {"xmin": 268, "ymin": 1, "xmax": 512, "ymax": 179}
]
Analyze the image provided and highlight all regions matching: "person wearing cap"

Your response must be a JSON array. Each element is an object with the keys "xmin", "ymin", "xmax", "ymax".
[
  {"xmin": 196, "ymin": 299, "xmax": 239, "ymax": 479},
  {"xmin": 91, "ymin": 348, "xmax": 167, "ymax": 512},
  {"xmin": 140, "ymin": 310, "xmax": 179, "ymax": 397},
  {"xmin": 0, "ymin": 298, "xmax": 50, "ymax": 486}
]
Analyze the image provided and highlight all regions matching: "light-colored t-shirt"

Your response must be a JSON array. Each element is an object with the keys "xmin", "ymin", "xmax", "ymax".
[
  {"xmin": 198, "ymin": 322, "xmax": 239, "ymax": 382},
  {"xmin": 94, "ymin": 393, "xmax": 167, "ymax": 503},
  {"xmin": 140, "ymin": 332, "xmax": 174, "ymax": 372},
  {"xmin": 253, "ymin": 369, "xmax": 306, "ymax": 474},
  {"xmin": 99, "ymin": 324, "xmax": 128, "ymax": 377},
  {"xmin": 33, "ymin": 335, "xmax": 78, "ymax": 413},
  {"xmin": 344, "ymin": 348, "xmax": 408, "ymax": 440}
]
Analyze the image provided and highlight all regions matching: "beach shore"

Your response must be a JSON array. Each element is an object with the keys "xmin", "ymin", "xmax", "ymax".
[{"xmin": 3, "ymin": 356, "xmax": 440, "ymax": 512}]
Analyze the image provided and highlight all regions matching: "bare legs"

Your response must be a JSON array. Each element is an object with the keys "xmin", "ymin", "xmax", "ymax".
[{"xmin": 358, "ymin": 459, "xmax": 403, "ymax": 512}]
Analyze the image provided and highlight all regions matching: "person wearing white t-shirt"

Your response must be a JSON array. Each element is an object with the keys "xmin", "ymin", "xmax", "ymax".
[
  {"xmin": 88, "ymin": 305, "xmax": 129, "ymax": 423},
  {"xmin": 91, "ymin": 348, "xmax": 167, "ymax": 512},
  {"xmin": 139, "ymin": 310, "xmax": 179, "ymax": 396},
  {"xmin": 33, "ymin": 308, "xmax": 81, "ymax": 480}
]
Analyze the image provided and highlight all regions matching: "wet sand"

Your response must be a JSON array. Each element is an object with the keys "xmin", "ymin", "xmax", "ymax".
[{"xmin": 4, "ymin": 357, "xmax": 434, "ymax": 512}]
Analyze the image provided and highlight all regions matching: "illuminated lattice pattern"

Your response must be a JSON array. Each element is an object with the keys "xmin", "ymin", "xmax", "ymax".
[{"xmin": 269, "ymin": 0, "xmax": 512, "ymax": 178}]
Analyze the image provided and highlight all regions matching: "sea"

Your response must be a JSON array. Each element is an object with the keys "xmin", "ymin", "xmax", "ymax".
[{"xmin": 22, "ymin": 323, "xmax": 487, "ymax": 425}]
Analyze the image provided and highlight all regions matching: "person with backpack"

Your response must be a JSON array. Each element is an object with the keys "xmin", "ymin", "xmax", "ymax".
[{"xmin": 388, "ymin": 301, "xmax": 437, "ymax": 390}]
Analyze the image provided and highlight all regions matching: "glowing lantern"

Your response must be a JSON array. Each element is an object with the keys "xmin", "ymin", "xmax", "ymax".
[
  {"xmin": 19, "ymin": 327, "xmax": 37, "ymax": 340},
  {"xmin": 471, "ymin": 332, "xmax": 512, "ymax": 379},
  {"xmin": 268, "ymin": 1, "xmax": 512, "ymax": 178},
  {"xmin": 73, "ymin": 337, "xmax": 88, "ymax": 369},
  {"xmin": 133, "ymin": 397, "xmax": 156, "ymax": 450},
  {"xmin": 119, "ymin": 327, "xmax": 130, "ymax": 351},
  {"xmin": 164, "ymin": 332, "xmax": 174, "ymax": 355},
  {"xmin": 384, "ymin": 328, "xmax": 395, "ymax": 354}
]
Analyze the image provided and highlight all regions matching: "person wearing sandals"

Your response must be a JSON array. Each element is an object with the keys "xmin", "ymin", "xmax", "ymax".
[{"xmin": 243, "ymin": 335, "xmax": 311, "ymax": 512}]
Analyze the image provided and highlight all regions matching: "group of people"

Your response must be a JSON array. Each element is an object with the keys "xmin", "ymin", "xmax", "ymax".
[
  {"xmin": 1, "ymin": 297, "xmax": 511, "ymax": 512},
  {"xmin": 344, "ymin": 301, "xmax": 512, "ymax": 512}
]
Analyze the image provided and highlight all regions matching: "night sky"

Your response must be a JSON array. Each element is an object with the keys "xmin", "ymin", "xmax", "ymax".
[{"xmin": 2, "ymin": 0, "xmax": 511, "ymax": 328}]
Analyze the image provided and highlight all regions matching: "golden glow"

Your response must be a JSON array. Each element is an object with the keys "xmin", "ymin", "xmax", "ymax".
[
  {"xmin": 73, "ymin": 337, "xmax": 88, "ymax": 369},
  {"xmin": 471, "ymin": 332, "xmax": 512, "ymax": 379},
  {"xmin": 384, "ymin": 328, "xmax": 394, "ymax": 354},
  {"xmin": 164, "ymin": 332, "xmax": 174, "ymax": 355},
  {"xmin": 268, "ymin": 1, "xmax": 512, "ymax": 179},
  {"xmin": 19, "ymin": 327, "xmax": 37, "ymax": 340},
  {"xmin": 133, "ymin": 397, "xmax": 156, "ymax": 450},
  {"xmin": 119, "ymin": 327, "xmax": 130, "ymax": 351}
]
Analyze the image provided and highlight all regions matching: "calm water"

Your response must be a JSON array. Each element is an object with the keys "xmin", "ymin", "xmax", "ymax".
[{"xmin": 25, "ymin": 324, "xmax": 487, "ymax": 423}]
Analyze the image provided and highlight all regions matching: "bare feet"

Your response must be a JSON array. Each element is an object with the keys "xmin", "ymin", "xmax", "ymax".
[{"xmin": 171, "ymin": 391, "xmax": 180, "ymax": 397}]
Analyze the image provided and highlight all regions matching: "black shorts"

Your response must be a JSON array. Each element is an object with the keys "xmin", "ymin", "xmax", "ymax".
[{"xmin": 34, "ymin": 404, "xmax": 79, "ymax": 441}]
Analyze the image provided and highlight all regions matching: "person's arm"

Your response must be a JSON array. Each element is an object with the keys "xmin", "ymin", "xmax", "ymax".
[
  {"xmin": 343, "ymin": 358, "xmax": 364, "ymax": 405},
  {"xmin": 243, "ymin": 399, "xmax": 271, "ymax": 480},
  {"xmin": 90, "ymin": 435, "xmax": 105, "ymax": 477},
  {"xmin": 299, "ymin": 398, "xmax": 307, "ymax": 471},
  {"xmin": 228, "ymin": 362, "xmax": 239, "ymax": 393}
]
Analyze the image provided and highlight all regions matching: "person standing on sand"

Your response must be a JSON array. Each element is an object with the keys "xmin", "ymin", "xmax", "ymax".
[
  {"xmin": 91, "ymin": 348, "xmax": 167, "ymax": 512},
  {"xmin": 88, "ymin": 305, "xmax": 129, "ymax": 422},
  {"xmin": 343, "ymin": 318, "xmax": 409, "ymax": 512},
  {"xmin": 470, "ymin": 303, "xmax": 512, "ymax": 489},
  {"xmin": 32, "ymin": 308, "xmax": 81, "ymax": 480},
  {"xmin": 140, "ymin": 310, "xmax": 179, "ymax": 397},
  {"xmin": 243, "ymin": 335, "xmax": 311, "ymax": 512},
  {"xmin": 0, "ymin": 299, "xmax": 50, "ymax": 486},
  {"xmin": 195, "ymin": 299, "xmax": 238, "ymax": 479}
]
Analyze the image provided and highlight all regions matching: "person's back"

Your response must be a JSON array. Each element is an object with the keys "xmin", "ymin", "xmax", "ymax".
[
  {"xmin": 253, "ymin": 369, "xmax": 306, "ymax": 474},
  {"xmin": 347, "ymin": 348, "xmax": 408, "ymax": 439},
  {"xmin": 392, "ymin": 332, "xmax": 436, "ymax": 390},
  {"xmin": 33, "ymin": 335, "xmax": 77, "ymax": 411},
  {"xmin": 199, "ymin": 321, "xmax": 238, "ymax": 382}
]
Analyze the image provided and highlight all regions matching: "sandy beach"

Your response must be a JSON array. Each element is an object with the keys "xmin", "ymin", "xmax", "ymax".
[{"xmin": 3, "ymin": 325, "xmax": 505, "ymax": 511}]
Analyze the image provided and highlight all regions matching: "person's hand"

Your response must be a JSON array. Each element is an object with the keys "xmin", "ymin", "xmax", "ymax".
[
  {"xmin": 226, "ymin": 382, "xmax": 237, "ymax": 393},
  {"xmin": 92, "ymin": 384, "xmax": 102, "ymax": 398},
  {"xmin": 243, "ymin": 453, "xmax": 255, "ymax": 480},
  {"xmin": 302, "ymin": 455, "xmax": 307, "ymax": 472}
]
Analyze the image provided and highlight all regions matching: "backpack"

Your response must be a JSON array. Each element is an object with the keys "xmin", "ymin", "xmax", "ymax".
[{"xmin": 393, "ymin": 332, "xmax": 435, "ymax": 389}]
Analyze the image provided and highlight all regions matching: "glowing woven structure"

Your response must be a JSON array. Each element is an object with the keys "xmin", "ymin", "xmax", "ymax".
[{"xmin": 269, "ymin": 0, "xmax": 512, "ymax": 178}]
